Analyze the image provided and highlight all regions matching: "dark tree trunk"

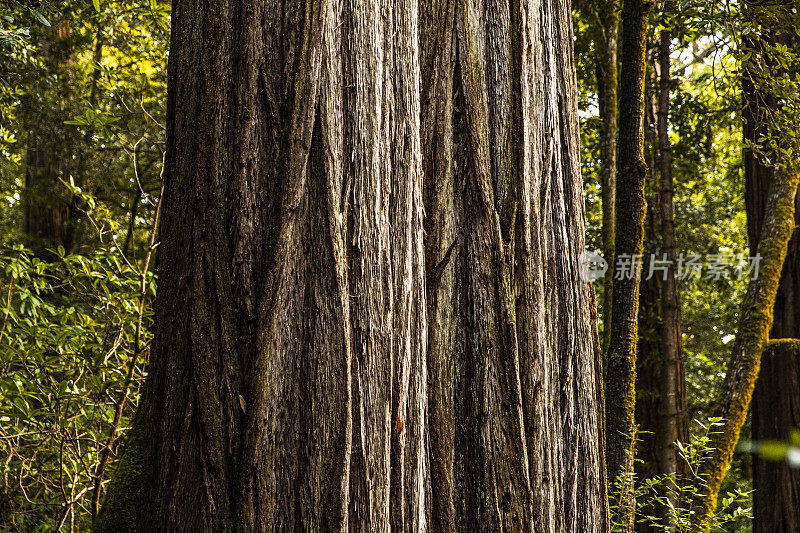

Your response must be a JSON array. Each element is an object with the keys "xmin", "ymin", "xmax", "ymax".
[
  {"xmin": 633, "ymin": 76, "xmax": 663, "ymax": 532},
  {"xmin": 654, "ymin": 30, "xmax": 687, "ymax": 523},
  {"xmin": 575, "ymin": 0, "xmax": 619, "ymax": 347},
  {"xmin": 605, "ymin": 0, "xmax": 653, "ymax": 529},
  {"xmin": 22, "ymin": 138, "xmax": 73, "ymax": 254},
  {"xmin": 745, "ymin": 26, "xmax": 800, "ymax": 533},
  {"xmin": 97, "ymin": 0, "xmax": 608, "ymax": 531},
  {"xmin": 752, "ymin": 343, "xmax": 800, "ymax": 533},
  {"xmin": 634, "ymin": 33, "xmax": 687, "ymax": 533},
  {"xmin": 21, "ymin": 23, "xmax": 76, "ymax": 255},
  {"xmin": 634, "ymin": 186, "xmax": 661, "ymax": 509}
]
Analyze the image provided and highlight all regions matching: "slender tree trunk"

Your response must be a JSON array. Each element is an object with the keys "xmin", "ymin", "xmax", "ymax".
[
  {"xmin": 654, "ymin": 31, "xmax": 686, "ymax": 524},
  {"xmin": 744, "ymin": 26, "xmax": 800, "ymax": 533},
  {"xmin": 633, "ymin": 49, "xmax": 687, "ymax": 527},
  {"xmin": 97, "ymin": 0, "xmax": 609, "ymax": 530},
  {"xmin": 122, "ymin": 185, "xmax": 139, "ymax": 258},
  {"xmin": 598, "ymin": 11, "xmax": 619, "ymax": 350},
  {"xmin": 633, "ymin": 181, "xmax": 661, "ymax": 533},
  {"xmin": 633, "ymin": 67, "xmax": 662, "ymax": 532},
  {"xmin": 576, "ymin": 0, "xmax": 619, "ymax": 346},
  {"xmin": 606, "ymin": 0, "xmax": 653, "ymax": 529}
]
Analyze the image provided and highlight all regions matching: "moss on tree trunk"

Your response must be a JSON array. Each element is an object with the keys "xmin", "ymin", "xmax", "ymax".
[
  {"xmin": 605, "ymin": 0, "xmax": 653, "ymax": 530},
  {"xmin": 691, "ymin": 164, "xmax": 800, "ymax": 531}
]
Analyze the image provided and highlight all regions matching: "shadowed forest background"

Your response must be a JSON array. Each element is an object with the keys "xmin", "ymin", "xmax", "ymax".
[{"xmin": 0, "ymin": 0, "xmax": 798, "ymax": 531}]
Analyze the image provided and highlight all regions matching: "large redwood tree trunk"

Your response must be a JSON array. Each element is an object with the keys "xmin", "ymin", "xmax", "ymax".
[
  {"xmin": 96, "ymin": 0, "xmax": 608, "ymax": 530},
  {"xmin": 421, "ymin": 0, "xmax": 607, "ymax": 529}
]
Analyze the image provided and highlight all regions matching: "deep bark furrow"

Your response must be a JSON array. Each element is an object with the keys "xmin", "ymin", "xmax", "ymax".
[{"xmin": 420, "ymin": 0, "xmax": 607, "ymax": 531}]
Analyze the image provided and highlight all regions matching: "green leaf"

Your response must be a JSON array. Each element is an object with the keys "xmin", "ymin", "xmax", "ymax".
[
  {"xmin": 93, "ymin": 0, "xmax": 100, "ymax": 11},
  {"xmin": 28, "ymin": 8, "xmax": 50, "ymax": 27}
]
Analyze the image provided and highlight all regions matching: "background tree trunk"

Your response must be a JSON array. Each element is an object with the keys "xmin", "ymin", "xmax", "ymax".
[
  {"xmin": 606, "ymin": 0, "xmax": 653, "ymax": 529},
  {"xmin": 97, "ymin": 0, "xmax": 609, "ymax": 531},
  {"xmin": 597, "ymin": 2, "xmax": 619, "ymax": 350},
  {"xmin": 653, "ymin": 30, "xmax": 687, "ymax": 527},
  {"xmin": 23, "ymin": 138, "xmax": 72, "ymax": 254},
  {"xmin": 633, "ymin": 177, "xmax": 662, "ymax": 532},
  {"xmin": 691, "ymin": 157, "xmax": 799, "ymax": 530},
  {"xmin": 744, "ymin": 26, "xmax": 800, "ymax": 533},
  {"xmin": 634, "ymin": 48, "xmax": 687, "ymax": 528},
  {"xmin": 22, "ymin": 23, "xmax": 76, "ymax": 255},
  {"xmin": 575, "ymin": 0, "xmax": 619, "ymax": 347}
]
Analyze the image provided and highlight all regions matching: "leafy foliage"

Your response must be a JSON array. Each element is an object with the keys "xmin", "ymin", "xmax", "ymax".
[
  {"xmin": 0, "ymin": 243, "xmax": 152, "ymax": 530},
  {"xmin": 0, "ymin": 2, "xmax": 167, "ymax": 528},
  {"xmin": 610, "ymin": 419, "xmax": 752, "ymax": 533}
]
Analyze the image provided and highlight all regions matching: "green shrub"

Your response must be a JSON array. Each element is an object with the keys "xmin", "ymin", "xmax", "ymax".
[
  {"xmin": 0, "ymin": 244, "xmax": 152, "ymax": 531},
  {"xmin": 610, "ymin": 418, "xmax": 752, "ymax": 532}
]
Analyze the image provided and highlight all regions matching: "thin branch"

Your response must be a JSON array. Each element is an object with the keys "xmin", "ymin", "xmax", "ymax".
[{"xmin": 90, "ymin": 152, "xmax": 165, "ymax": 522}]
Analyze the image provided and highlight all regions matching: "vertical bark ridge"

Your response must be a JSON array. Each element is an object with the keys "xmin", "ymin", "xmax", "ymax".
[
  {"xmin": 420, "ymin": 1, "xmax": 459, "ymax": 530},
  {"xmin": 107, "ymin": 0, "xmax": 429, "ymax": 530},
  {"xmin": 344, "ymin": 0, "xmax": 393, "ymax": 527},
  {"xmin": 387, "ymin": 0, "xmax": 429, "ymax": 527},
  {"xmin": 549, "ymin": 1, "xmax": 608, "ymax": 527},
  {"xmin": 421, "ymin": 0, "xmax": 608, "ymax": 531}
]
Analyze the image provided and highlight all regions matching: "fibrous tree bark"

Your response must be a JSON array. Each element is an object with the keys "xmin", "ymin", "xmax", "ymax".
[
  {"xmin": 97, "ymin": 0, "xmax": 608, "ymax": 531},
  {"xmin": 605, "ymin": 0, "xmax": 653, "ymax": 529},
  {"xmin": 421, "ymin": 0, "xmax": 607, "ymax": 529}
]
